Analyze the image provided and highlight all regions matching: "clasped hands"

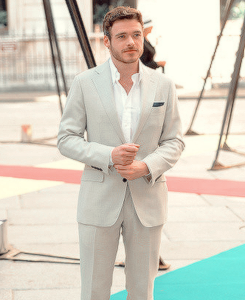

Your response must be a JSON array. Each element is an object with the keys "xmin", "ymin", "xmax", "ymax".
[{"xmin": 112, "ymin": 143, "xmax": 149, "ymax": 181}]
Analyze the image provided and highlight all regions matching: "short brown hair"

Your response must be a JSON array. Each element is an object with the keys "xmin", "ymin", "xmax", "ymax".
[{"xmin": 103, "ymin": 6, "xmax": 143, "ymax": 39}]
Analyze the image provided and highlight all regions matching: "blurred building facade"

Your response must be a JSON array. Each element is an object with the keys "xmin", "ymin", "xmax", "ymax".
[
  {"xmin": 0, "ymin": 0, "xmax": 137, "ymax": 91},
  {"xmin": 0, "ymin": 0, "xmax": 245, "ymax": 91}
]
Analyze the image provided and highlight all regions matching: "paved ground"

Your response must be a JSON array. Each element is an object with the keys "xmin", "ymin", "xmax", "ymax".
[{"xmin": 0, "ymin": 88, "xmax": 245, "ymax": 300}]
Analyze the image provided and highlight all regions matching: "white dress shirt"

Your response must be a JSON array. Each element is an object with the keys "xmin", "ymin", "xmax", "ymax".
[
  {"xmin": 109, "ymin": 58, "xmax": 142, "ymax": 143},
  {"xmin": 108, "ymin": 59, "xmax": 151, "ymax": 180}
]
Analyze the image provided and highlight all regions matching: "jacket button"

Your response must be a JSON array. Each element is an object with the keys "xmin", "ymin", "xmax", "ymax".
[{"xmin": 123, "ymin": 178, "xmax": 127, "ymax": 182}]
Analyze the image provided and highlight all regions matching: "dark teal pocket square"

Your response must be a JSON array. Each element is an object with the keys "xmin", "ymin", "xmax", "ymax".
[{"xmin": 153, "ymin": 102, "xmax": 165, "ymax": 107}]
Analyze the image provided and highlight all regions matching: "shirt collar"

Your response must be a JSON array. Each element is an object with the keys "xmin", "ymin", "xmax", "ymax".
[{"xmin": 109, "ymin": 58, "xmax": 143, "ymax": 86}]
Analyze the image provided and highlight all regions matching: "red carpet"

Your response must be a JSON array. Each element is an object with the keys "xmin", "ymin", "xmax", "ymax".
[
  {"xmin": 0, "ymin": 164, "xmax": 244, "ymax": 198},
  {"xmin": 0, "ymin": 165, "xmax": 82, "ymax": 184}
]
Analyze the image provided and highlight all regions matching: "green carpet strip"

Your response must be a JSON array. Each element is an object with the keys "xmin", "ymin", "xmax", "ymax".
[{"xmin": 111, "ymin": 244, "xmax": 245, "ymax": 300}]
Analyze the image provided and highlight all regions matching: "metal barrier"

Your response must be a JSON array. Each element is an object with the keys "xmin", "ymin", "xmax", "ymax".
[{"xmin": 0, "ymin": 32, "xmax": 108, "ymax": 91}]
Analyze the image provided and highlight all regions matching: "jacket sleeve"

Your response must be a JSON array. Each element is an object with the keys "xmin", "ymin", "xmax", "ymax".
[
  {"xmin": 57, "ymin": 75, "xmax": 114, "ymax": 175},
  {"xmin": 142, "ymin": 79, "xmax": 185, "ymax": 185}
]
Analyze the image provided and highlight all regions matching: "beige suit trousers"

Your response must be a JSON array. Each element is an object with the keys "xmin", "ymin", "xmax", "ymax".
[{"xmin": 78, "ymin": 188, "xmax": 163, "ymax": 300}]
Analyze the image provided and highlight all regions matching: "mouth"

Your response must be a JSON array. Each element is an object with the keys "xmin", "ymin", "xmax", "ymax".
[{"xmin": 123, "ymin": 49, "xmax": 137, "ymax": 53}]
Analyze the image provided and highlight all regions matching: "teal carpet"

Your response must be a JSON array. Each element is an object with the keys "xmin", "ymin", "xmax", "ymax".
[{"xmin": 110, "ymin": 244, "xmax": 245, "ymax": 300}]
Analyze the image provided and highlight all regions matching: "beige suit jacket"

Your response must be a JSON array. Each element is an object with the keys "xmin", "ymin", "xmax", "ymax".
[{"xmin": 57, "ymin": 60, "xmax": 184, "ymax": 227}]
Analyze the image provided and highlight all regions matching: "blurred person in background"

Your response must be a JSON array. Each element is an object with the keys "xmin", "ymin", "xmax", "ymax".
[{"xmin": 140, "ymin": 16, "xmax": 166, "ymax": 73}]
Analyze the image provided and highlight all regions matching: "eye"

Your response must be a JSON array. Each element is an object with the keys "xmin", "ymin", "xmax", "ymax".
[{"xmin": 118, "ymin": 35, "xmax": 125, "ymax": 39}]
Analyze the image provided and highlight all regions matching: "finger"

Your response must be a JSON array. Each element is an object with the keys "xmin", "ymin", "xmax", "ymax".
[
  {"xmin": 122, "ymin": 151, "xmax": 136, "ymax": 156},
  {"xmin": 116, "ymin": 166, "xmax": 128, "ymax": 170},
  {"xmin": 114, "ymin": 164, "xmax": 128, "ymax": 170},
  {"xmin": 122, "ymin": 155, "xmax": 136, "ymax": 161},
  {"xmin": 119, "ymin": 162, "xmax": 133, "ymax": 166},
  {"xmin": 117, "ymin": 170, "xmax": 128, "ymax": 177},
  {"xmin": 124, "ymin": 160, "xmax": 134, "ymax": 165},
  {"xmin": 126, "ymin": 145, "xmax": 139, "ymax": 151},
  {"xmin": 123, "ymin": 145, "xmax": 140, "ymax": 152},
  {"xmin": 124, "ymin": 143, "xmax": 140, "ymax": 148}
]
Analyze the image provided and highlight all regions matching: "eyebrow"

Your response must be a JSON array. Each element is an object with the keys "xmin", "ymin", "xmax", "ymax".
[{"xmin": 115, "ymin": 30, "xmax": 142, "ymax": 37}]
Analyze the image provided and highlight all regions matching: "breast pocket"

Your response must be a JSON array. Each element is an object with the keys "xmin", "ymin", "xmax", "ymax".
[{"xmin": 151, "ymin": 102, "xmax": 166, "ymax": 115}]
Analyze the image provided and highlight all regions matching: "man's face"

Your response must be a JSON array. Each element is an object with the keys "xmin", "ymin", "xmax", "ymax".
[{"xmin": 104, "ymin": 19, "xmax": 144, "ymax": 64}]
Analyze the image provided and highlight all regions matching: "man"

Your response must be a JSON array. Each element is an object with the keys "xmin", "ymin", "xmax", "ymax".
[{"xmin": 57, "ymin": 6, "xmax": 184, "ymax": 300}]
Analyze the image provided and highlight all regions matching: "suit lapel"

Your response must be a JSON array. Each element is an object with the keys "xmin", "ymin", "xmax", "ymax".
[
  {"xmin": 132, "ymin": 66, "xmax": 158, "ymax": 143},
  {"xmin": 92, "ymin": 61, "xmax": 126, "ymax": 143}
]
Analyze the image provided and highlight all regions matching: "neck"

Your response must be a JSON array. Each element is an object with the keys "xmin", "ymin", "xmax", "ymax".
[{"xmin": 111, "ymin": 57, "xmax": 139, "ymax": 79}]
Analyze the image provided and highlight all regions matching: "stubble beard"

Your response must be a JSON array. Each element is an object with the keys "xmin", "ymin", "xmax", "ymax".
[{"xmin": 109, "ymin": 45, "xmax": 142, "ymax": 65}]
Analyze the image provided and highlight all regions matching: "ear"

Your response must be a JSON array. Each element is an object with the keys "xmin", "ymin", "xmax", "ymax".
[{"xmin": 103, "ymin": 35, "xmax": 110, "ymax": 48}]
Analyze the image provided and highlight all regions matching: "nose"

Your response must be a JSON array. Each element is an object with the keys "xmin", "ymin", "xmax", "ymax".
[{"xmin": 126, "ymin": 35, "xmax": 135, "ymax": 46}]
